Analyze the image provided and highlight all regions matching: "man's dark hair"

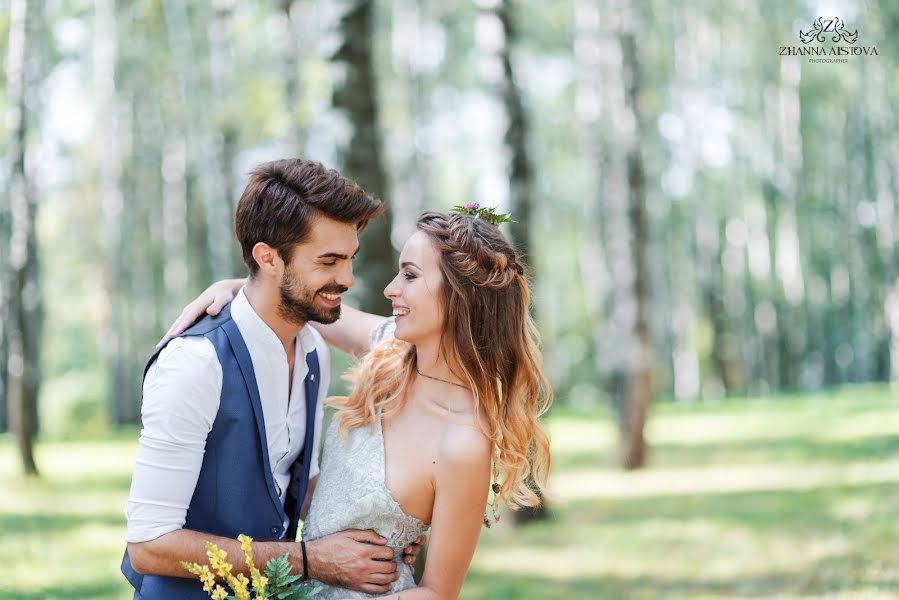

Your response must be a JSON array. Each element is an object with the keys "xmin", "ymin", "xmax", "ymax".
[{"xmin": 235, "ymin": 159, "xmax": 384, "ymax": 275}]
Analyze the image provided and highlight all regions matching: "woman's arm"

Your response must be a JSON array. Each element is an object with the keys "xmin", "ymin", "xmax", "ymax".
[
  {"xmin": 158, "ymin": 278, "xmax": 245, "ymax": 346},
  {"xmin": 158, "ymin": 279, "xmax": 385, "ymax": 356},
  {"xmin": 312, "ymin": 304, "xmax": 386, "ymax": 357},
  {"xmin": 366, "ymin": 426, "xmax": 492, "ymax": 600}
]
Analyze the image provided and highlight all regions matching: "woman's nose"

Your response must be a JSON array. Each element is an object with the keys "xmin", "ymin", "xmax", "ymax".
[{"xmin": 384, "ymin": 275, "xmax": 400, "ymax": 299}]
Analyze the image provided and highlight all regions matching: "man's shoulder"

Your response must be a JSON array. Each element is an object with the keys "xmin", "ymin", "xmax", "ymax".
[
  {"xmin": 152, "ymin": 335, "xmax": 220, "ymax": 371},
  {"xmin": 142, "ymin": 336, "xmax": 222, "ymax": 403}
]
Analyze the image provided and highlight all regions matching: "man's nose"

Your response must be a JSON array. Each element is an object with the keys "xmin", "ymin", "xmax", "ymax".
[{"xmin": 336, "ymin": 262, "xmax": 355, "ymax": 290}]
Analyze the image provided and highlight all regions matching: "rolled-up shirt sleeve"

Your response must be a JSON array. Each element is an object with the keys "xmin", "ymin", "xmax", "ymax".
[{"xmin": 124, "ymin": 337, "xmax": 222, "ymax": 543}]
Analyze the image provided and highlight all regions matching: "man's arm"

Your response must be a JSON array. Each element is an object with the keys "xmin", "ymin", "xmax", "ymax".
[
  {"xmin": 129, "ymin": 527, "xmax": 403, "ymax": 595},
  {"xmin": 125, "ymin": 337, "xmax": 221, "ymax": 546},
  {"xmin": 128, "ymin": 530, "xmax": 299, "ymax": 578}
]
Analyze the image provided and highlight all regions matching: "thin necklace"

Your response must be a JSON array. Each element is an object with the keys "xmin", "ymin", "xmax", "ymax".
[{"xmin": 416, "ymin": 367, "xmax": 468, "ymax": 390}]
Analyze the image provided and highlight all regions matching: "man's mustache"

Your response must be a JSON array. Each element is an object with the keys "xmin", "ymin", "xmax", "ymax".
[{"xmin": 317, "ymin": 285, "xmax": 349, "ymax": 295}]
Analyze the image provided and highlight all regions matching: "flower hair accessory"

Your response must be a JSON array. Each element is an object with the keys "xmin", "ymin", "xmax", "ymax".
[{"xmin": 451, "ymin": 203, "xmax": 514, "ymax": 226}]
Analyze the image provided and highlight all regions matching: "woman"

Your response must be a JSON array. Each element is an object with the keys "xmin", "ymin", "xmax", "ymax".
[{"xmin": 169, "ymin": 209, "xmax": 551, "ymax": 599}]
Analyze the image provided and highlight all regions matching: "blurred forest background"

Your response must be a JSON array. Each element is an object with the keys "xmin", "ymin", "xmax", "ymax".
[{"xmin": 2, "ymin": 0, "xmax": 898, "ymax": 598}]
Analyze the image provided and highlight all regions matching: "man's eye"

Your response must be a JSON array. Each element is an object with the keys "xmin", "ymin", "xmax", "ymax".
[{"xmin": 322, "ymin": 261, "xmax": 337, "ymax": 266}]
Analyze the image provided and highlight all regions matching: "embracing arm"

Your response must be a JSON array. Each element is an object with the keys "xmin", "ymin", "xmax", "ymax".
[
  {"xmin": 158, "ymin": 278, "xmax": 245, "ymax": 345},
  {"xmin": 159, "ymin": 279, "xmax": 385, "ymax": 357},
  {"xmin": 368, "ymin": 427, "xmax": 492, "ymax": 600},
  {"xmin": 128, "ymin": 530, "xmax": 301, "ymax": 578},
  {"xmin": 312, "ymin": 304, "xmax": 386, "ymax": 357},
  {"xmin": 129, "ymin": 526, "xmax": 403, "ymax": 595}
]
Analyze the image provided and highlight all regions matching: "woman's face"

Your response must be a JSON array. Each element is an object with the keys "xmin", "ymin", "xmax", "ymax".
[{"xmin": 384, "ymin": 231, "xmax": 445, "ymax": 345}]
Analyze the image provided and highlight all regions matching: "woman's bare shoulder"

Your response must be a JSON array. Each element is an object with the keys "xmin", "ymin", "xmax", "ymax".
[{"xmin": 437, "ymin": 417, "xmax": 492, "ymax": 470}]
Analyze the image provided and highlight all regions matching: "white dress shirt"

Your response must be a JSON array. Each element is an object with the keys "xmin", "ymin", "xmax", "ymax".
[{"xmin": 125, "ymin": 288, "xmax": 329, "ymax": 543}]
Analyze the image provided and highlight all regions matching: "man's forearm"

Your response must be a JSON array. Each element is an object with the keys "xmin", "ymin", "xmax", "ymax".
[{"xmin": 128, "ymin": 529, "xmax": 302, "ymax": 579}]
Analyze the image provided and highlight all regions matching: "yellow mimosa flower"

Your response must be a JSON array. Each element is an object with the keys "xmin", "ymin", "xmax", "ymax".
[
  {"xmin": 201, "ymin": 569, "xmax": 216, "ymax": 593},
  {"xmin": 252, "ymin": 574, "xmax": 268, "ymax": 596},
  {"xmin": 211, "ymin": 584, "xmax": 229, "ymax": 600}
]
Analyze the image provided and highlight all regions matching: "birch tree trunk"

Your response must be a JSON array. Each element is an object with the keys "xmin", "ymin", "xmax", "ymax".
[
  {"xmin": 494, "ymin": 0, "xmax": 533, "ymax": 260},
  {"xmin": 332, "ymin": 0, "xmax": 394, "ymax": 314},
  {"xmin": 389, "ymin": 0, "xmax": 431, "ymax": 242},
  {"xmin": 162, "ymin": 0, "xmax": 231, "ymax": 283},
  {"xmin": 573, "ymin": 0, "xmax": 611, "ymax": 390},
  {"xmin": 5, "ymin": 0, "xmax": 42, "ymax": 476},
  {"xmin": 483, "ymin": 0, "xmax": 547, "ymax": 522},
  {"xmin": 208, "ymin": 0, "xmax": 242, "ymax": 276},
  {"xmin": 280, "ymin": 0, "xmax": 304, "ymax": 154},
  {"xmin": 598, "ymin": 1, "xmax": 653, "ymax": 469}
]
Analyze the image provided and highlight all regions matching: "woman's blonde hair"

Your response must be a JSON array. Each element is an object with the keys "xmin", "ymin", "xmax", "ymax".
[{"xmin": 330, "ymin": 211, "xmax": 552, "ymax": 509}]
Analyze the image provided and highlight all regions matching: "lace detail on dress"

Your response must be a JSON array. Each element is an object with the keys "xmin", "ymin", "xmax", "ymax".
[{"xmin": 300, "ymin": 411, "xmax": 429, "ymax": 599}]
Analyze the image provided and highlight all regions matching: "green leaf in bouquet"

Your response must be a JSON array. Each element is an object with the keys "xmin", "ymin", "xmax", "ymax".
[{"xmin": 264, "ymin": 552, "xmax": 291, "ymax": 582}]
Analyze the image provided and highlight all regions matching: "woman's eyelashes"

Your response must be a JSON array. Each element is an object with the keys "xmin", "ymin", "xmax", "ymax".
[{"xmin": 403, "ymin": 271, "xmax": 417, "ymax": 281}]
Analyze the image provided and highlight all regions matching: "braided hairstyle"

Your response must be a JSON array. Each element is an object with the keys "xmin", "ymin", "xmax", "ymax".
[{"xmin": 332, "ymin": 211, "xmax": 553, "ymax": 510}]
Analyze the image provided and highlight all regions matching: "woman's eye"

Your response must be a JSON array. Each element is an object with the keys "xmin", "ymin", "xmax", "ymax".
[{"xmin": 403, "ymin": 272, "xmax": 416, "ymax": 281}]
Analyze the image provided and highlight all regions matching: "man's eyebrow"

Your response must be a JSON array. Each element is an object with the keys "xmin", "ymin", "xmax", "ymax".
[
  {"xmin": 318, "ymin": 246, "xmax": 360, "ymax": 260},
  {"xmin": 400, "ymin": 261, "xmax": 420, "ymax": 270}
]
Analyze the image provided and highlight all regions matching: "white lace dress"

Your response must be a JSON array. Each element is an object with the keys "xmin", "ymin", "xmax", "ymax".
[{"xmin": 300, "ymin": 318, "xmax": 429, "ymax": 599}]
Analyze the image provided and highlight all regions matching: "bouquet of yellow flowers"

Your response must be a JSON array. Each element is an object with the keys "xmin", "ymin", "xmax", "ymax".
[{"xmin": 181, "ymin": 534, "xmax": 320, "ymax": 599}]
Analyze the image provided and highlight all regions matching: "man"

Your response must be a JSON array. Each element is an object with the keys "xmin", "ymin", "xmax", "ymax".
[{"xmin": 122, "ymin": 159, "xmax": 417, "ymax": 598}]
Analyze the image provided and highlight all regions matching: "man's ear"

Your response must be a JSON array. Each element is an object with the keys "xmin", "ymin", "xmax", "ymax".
[{"xmin": 251, "ymin": 242, "xmax": 281, "ymax": 276}]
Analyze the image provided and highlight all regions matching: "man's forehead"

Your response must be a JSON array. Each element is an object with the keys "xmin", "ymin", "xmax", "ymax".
[{"xmin": 300, "ymin": 218, "xmax": 359, "ymax": 255}]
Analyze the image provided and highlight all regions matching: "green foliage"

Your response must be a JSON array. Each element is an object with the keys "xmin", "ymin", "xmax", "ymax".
[
  {"xmin": 263, "ymin": 552, "xmax": 320, "ymax": 599},
  {"xmin": 40, "ymin": 370, "xmax": 107, "ymax": 438}
]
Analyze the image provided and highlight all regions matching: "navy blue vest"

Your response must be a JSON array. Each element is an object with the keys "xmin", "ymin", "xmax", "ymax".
[{"xmin": 121, "ymin": 306, "xmax": 320, "ymax": 599}]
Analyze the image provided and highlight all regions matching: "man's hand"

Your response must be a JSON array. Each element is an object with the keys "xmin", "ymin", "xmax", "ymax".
[
  {"xmin": 402, "ymin": 535, "xmax": 426, "ymax": 571},
  {"xmin": 306, "ymin": 530, "xmax": 399, "ymax": 595}
]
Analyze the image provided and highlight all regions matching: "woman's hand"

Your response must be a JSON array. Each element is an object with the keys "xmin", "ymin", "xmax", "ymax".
[{"xmin": 157, "ymin": 278, "xmax": 245, "ymax": 347}]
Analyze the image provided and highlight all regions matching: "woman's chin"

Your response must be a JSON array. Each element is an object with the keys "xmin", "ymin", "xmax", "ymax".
[
  {"xmin": 393, "ymin": 320, "xmax": 420, "ymax": 344},
  {"xmin": 393, "ymin": 326, "xmax": 413, "ymax": 344}
]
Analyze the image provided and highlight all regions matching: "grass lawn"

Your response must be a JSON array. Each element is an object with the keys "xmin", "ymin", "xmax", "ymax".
[{"xmin": 3, "ymin": 385, "xmax": 899, "ymax": 599}]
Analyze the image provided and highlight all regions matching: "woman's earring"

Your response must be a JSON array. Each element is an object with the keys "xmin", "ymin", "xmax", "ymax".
[{"xmin": 483, "ymin": 450, "xmax": 501, "ymax": 528}]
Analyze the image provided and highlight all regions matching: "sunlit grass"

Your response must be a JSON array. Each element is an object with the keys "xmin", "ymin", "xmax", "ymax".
[
  {"xmin": 466, "ymin": 386, "xmax": 899, "ymax": 599},
  {"xmin": 3, "ymin": 385, "xmax": 898, "ymax": 599}
]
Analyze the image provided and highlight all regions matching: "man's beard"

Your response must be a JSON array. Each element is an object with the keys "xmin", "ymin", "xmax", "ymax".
[{"xmin": 278, "ymin": 268, "xmax": 347, "ymax": 325}]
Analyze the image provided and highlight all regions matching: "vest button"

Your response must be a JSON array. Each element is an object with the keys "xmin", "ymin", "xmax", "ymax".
[{"xmin": 271, "ymin": 526, "xmax": 280, "ymax": 534}]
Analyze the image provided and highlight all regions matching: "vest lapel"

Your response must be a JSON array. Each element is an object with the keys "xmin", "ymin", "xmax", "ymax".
[
  {"xmin": 222, "ymin": 319, "xmax": 288, "ymax": 526},
  {"xmin": 285, "ymin": 350, "xmax": 320, "ymax": 539}
]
